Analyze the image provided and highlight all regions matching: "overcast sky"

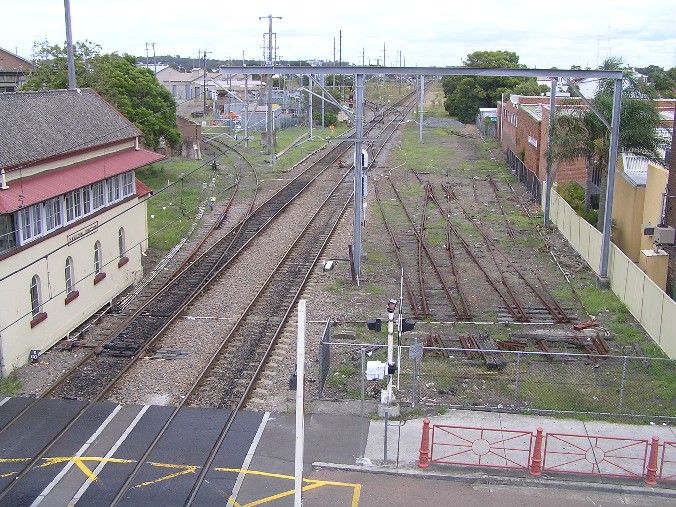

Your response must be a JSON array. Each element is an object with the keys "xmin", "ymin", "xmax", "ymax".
[{"xmin": 4, "ymin": 1, "xmax": 676, "ymax": 71}]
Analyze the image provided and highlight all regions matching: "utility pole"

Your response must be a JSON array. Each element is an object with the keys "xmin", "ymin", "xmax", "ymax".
[
  {"xmin": 64, "ymin": 0, "xmax": 76, "ymax": 90},
  {"xmin": 152, "ymin": 42, "xmax": 157, "ymax": 75},
  {"xmin": 383, "ymin": 42, "xmax": 386, "ymax": 69},
  {"xmin": 201, "ymin": 50, "xmax": 212, "ymax": 116},
  {"xmin": 260, "ymin": 14, "xmax": 282, "ymax": 165},
  {"xmin": 339, "ymin": 30, "xmax": 343, "ymax": 101}
]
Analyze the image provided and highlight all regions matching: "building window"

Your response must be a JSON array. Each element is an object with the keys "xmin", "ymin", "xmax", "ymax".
[
  {"xmin": 94, "ymin": 240, "xmax": 106, "ymax": 284},
  {"xmin": 44, "ymin": 197, "xmax": 62, "ymax": 232},
  {"xmin": 65, "ymin": 189, "xmax": 82, "ymax": 223},
  {"xmin": 92, "ymin": 181, "xmax": 105, "ymax": 210},
  {"xmin": 65, "ymin": 256, "xmax": 75, "ymax": 293},
  {"xmin": 118, "ymin": 228, "xmax": 126, "ymax": 258},
  {"xmin": 30, "ymin": 275, "xmax": 41, "ymax": 316},
  {"xmin": 0, "ymin": 214, "xmax": 17, "ymax": 253},
  {"xmin": 29, "ymin": 274, "xmax": 48, "ymax": 327},
  {"xmin": 122, "ymin": 172, "xmax": 134, "ymax": 197},
  {"xmin": 172, "ymin": 84, "xmax": 177, "ymax": 97},
  {"xmin": 65, "ymin": 256, "xmax": 80, "ymax": 303},
  {"xmin": 107, "ymin": 176, "xmax": 121, "ymax": 204},
  {"xmin": 94, "ymin": 240, "xmax": 102, "ymax": 274},
  {"xmin": 118, "ymin": 227, "xmax": 129, "ymax": 267},
  {"xmin": 82, "ymin": 186, "xmax": 92, "ymax": 215},
  {"xmin": 18, "ymin": 204, "xmax": 43, "ymax": 243}
]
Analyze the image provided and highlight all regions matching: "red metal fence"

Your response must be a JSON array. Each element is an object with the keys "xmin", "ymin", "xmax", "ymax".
[
  {"xmin": 429, "ymin": 425, "xmax": 533, "ymax": 470},
  {"xmin": 660, "ymin": 441, "xmax": 676, "ymax": 482},
  {"xmin": 418, "ymin": 420, "xmax": 673, "ymax": 487},
  {"xmin": 543, "ymin": 433, "xmax": 648, "ymax": 478}
]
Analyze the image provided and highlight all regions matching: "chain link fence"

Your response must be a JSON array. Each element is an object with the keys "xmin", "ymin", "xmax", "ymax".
[{"xmin": 317, "ymin": 334, "xmax": 676, "ymax": 420}]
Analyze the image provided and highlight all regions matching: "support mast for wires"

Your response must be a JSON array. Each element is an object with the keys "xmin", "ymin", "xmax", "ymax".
[{"xmin": 260, "ymin": 14, "xmax": 282, "ymax": 164}]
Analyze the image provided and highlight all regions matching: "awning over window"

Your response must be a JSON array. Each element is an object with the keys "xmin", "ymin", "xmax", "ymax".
[{"xmin": 0, "ymin": 149, "xmax": 164, "ymax": 213}]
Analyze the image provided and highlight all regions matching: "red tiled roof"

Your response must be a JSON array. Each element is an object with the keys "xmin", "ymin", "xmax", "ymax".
[
  {"xmin": 0, "ymin": 149, "xmax": 164, "ymax": 213},
  {"xmin": 135, "ymin": 178, "xmax": 153, "ymax": 198}
]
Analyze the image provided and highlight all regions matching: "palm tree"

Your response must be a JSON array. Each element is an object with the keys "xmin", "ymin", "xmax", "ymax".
[{"xmin": 552, "ymin": 58, "xmax": 669, "ymax": 229}]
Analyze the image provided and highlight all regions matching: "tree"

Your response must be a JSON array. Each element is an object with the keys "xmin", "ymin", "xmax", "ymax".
[
  {"xmin": 23, "ymin": 40, "xmax": 180, "ymax": 151},
  {"xmin": 552, "ymin": 57, "xmax": 670, "ymax": 229},
  {"xmin": 441, "ymin": 50, "xmax": 539, "ymax": 123}
]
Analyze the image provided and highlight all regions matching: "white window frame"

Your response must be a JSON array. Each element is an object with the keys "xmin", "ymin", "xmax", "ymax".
[
  {"xmin": 65, "ymin": 256, "xmax": 75, "ymax": 293},
  {"xmin": 122, "ymin": 172, "xmax": 134, "ymax": 197},
  {"xmin": 65, "ymin": 189, "xmax": 83, "ymax": 223},
  {"xmin": 92, "ymin": 181, "xmax": 105, "ymax": 210},
  {"xmin": 44, "ymin": 196, "xmax": 62, "ymax": 232},
  {"xmin": 30, "ymin": 274, "xmax": 42, "ymax": 316},
  {"xmin": 94, "ymin": 240, "xmax": 102, "ymax": 274},
  {"xmin": 82, "ymin": 186, "xmax": 92, "ymax": 215},
  {"xmin": 118, "ymin": 228, "xmax": 126, "ymax": 259}
]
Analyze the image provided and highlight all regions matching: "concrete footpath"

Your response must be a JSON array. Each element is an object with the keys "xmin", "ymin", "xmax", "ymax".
[{"xmin": 305, "ymin": 407, "xmax": 676, "ymax": 507}]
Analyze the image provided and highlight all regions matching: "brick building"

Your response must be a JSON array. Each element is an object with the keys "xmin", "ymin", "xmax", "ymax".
[{"xmin": 498, "ymin": 95, "xmax": 587, "ymax": 190}]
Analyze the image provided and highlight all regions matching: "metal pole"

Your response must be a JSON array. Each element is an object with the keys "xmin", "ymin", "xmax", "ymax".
[
  {"xmin": 544, "ymin": 77, "xmax": 556, "ymax": 227},
  {"xmin": 353, "ymin": 73, "xmax": 365, "ymax": 278},
  {"xmin": 419, "ymin": 75, "xmax": 424, "ymax": 144},
  {"xmin": 360, "ymin": 347, "xmax": 365, "ymax": 458},
  {"xmin": 412, "ymin": 337, "xmax": 418, "ymax": 408},
  {"xmin": 244, "ymin": 74, "xmax": 249, "ymax": 148},
  {"xmin": 383, "ymin": 412, "xmax": 388, "ymax": 462},
  {"xmin": 514, "ymin": 351, "xmax": 521, "ymax": 407},
  {"xmin": 386, "ymin": 303, "xmax": 394, "ymax": 403},
  {"xmin": 260, "ymin": 15, "xmax": 281, "ymax": 164},
  {"xmin": 294, "ymin": 300, "xmax": 306, "ymax": 507},
  {"xmin": 599, "ymin": 78, "xmax": 623, "ymax": 282},
  {"xmin": 308, "ymin": 75, "xmax": 313, "ymax": 139},
  {"xmin": 618, "ymin": 355, "xmax": 628, "ymax": 413},
  {"xmin": 63, "ymin": 0, "xmax": 76, "ymax": 90}
]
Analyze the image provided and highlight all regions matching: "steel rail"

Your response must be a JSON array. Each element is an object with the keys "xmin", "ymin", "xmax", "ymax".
[
  {"xmin": 442, "ymin": 183, "xmax": 569, "ymax": 323},
  {"xmin": 386, "ymin": 177, "xmax": 470, "ymax": 319},
  {"xmin": 427, "ymin": 186, "xmax": 528, "ymax": 322},
  {"xmin": 113, "ymin": 100, "xmax": 415, "ymax": 506}
]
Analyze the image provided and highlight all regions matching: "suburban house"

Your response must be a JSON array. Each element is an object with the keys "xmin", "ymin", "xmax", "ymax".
[
  {"xmin": 0, "ymin": 88, "xmax": 164, "ymax": 375},
  {"xmin": 0, "ymin": 47, "xmax": 32, "ymax": 92}
]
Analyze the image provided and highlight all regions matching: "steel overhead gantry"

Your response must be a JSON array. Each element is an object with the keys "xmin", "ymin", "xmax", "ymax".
[{"xmin": 219, "ymin": 65, "xmax": 623, "ymax": 285}]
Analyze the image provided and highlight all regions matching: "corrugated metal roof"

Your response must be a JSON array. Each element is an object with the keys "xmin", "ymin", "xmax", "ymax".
[
  {"xmin": 520, "ymin": 104, "xmax": 542, "ymax": 121},
  {"xmin": 0, "ymin": 149, "xmax": 164, "ymax": 213},
  {"xmin": 0, "ymin": 88, "xmax": 141, "ymax": 170}
]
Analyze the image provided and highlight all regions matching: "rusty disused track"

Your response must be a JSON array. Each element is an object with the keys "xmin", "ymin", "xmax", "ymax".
[{"xmin": 441, "ymin": 181, "xmax": 570, "ymax": 323}]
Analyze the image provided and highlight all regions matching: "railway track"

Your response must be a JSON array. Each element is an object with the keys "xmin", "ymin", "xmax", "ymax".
[
  {"xmin": 0, "ymin": 93, "xmax": 418, "ymax": 503},
  {"xmin": 107, "ymin": 93, "xmax": 420, "ymax": 505}
]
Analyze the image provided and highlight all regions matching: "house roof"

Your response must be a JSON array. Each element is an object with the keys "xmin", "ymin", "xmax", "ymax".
[
  {"xmin": 0, "ymin": 47, "xmax": 32, "ymax": 70},
  {"xmin": 520, "ymin": 104, "xmax": 542, "ymax": 122},
  {"xmin": 0, "ymin": 88, "xmax": 141, "ymax": 171},
  {"xmin": 0, "ymin": 148, "xmax": 164, "ymax": 213}
]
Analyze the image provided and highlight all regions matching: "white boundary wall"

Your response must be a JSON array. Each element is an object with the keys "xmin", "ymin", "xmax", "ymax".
[{"xmin": 547, "ymin": 189, "xmax": 676, "ymax": 359}]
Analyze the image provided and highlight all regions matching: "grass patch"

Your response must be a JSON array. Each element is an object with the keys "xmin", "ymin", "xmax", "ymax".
[{"xmin": 0, "ymin": 372, "xmax": 21, "ymax": 395}]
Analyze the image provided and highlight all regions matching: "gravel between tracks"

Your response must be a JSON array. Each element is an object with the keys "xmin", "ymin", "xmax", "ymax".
[{"xmin": 14, "ymin": 111, "xmax": 615, "ymax": 416}]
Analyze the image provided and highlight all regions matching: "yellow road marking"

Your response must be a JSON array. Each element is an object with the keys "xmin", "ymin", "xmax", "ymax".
[
  {"xmin": 0, "ymin": 458, "xmax": 31, "ymax": 478},
  {"xmin": 216, "ymin": 467, "xmax": 361, "ymax": 506},
  {"xmin": 132, "ymin": 462, "xmax": 198, "ymax": 489},
  {"xmin": 37, "ymin": 457, "xmax": 134, "ymax": 482},
  {"xmin": 2, "ymin": 456, "xmax": 361, "ymax": 505}
]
